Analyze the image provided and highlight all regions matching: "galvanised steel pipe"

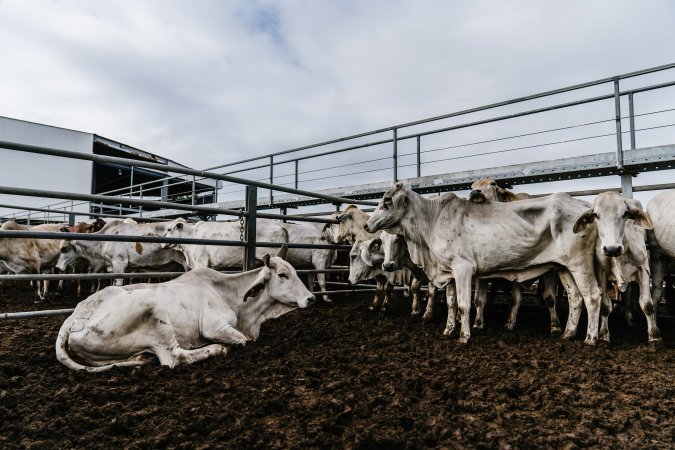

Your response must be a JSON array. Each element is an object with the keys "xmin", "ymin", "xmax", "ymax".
[
  {"xmin": 0, "ymin": 202, "xmax": 172, "ymax": 222},
  {"xmin": 0, "ymin": 268, "xmax": 349, "ymax": 282},
  {"xmin": 0, "ymin": 140, "xmax": 379, "ymax": 207},
  {"xmin": 0, "ymin": 230, "xmax": 352, "ymax": 250}
]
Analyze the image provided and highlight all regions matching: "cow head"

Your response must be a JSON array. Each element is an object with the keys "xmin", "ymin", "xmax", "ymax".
[
  {"xmin": 469, "ymin": 178, "xmax": 518, "ymax": 203},
  {"xmin": 243, "ymin": 246, "xmax": 315, "ymax": 308},
  {"xmin": 364, "ymin": 182, "xmax": 408, "ymax": 233},
  {"xmin": 380, "ymin": 231, "xmax": 406, "ymax": 272},
  {"xmin": 334, "ymin": 205, "xmax": 362, "ymax": 243},
  {"xmin": 162, "ymin": 218, "xmax": 190, "ymax": 249},
  {"xmin": 90, "ymin": 218, "xmax": 106, "ymax": 233},
  {"xmin": 573, "ymin": 191, "xmax": 653, "ymax": 257},
  {"xmin": 56, "ymin": 240, "xmax": 81, "ymax": 271},
  {"xmin": 348, "ymin": 238, "xmax": 384, "ymax": 284}
]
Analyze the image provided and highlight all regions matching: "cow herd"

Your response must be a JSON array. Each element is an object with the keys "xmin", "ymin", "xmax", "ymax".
[{"xmin": 1, "ymin": 179, "xmax": 674, "ymax": 372}]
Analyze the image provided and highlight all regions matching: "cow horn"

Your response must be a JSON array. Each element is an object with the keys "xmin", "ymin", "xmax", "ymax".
[{"xmin": 276, "ymin": 244, "xmax": 288, "ymax": 260}]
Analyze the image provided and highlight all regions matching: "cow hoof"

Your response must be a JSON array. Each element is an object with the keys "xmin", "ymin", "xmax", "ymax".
[
  {"xmin": 442, "ymin": 327, "xmax": 458, "ymax": 338},
  {"xmin": 583, "ymin": 336, "xmax": 598, "ymax": 346},
  {"xmin": 471, "ymin": 326, "xmax": 485, "ymax": 336},
  {"xmin": 321, "ymin": 297, "xmax": 333, "ymax": 304},
  {"xmin": 504, "ymin": 323, "xmax": 516, "ymax": 332},
  {"xmin": 649, "ymin": 339, "xmax": 665, "ymax": 352},
  {"xmin": 561, "ymin": 331, "xmax": 576, "ymax": 341},
  {"xmin": 550, "ymin": 328, "xmax": 562, "ymax": 338},
  {"xmin": 421, "ymin": 314, "xmax": 433, "ymax": 323},
  {"xmin": 410, "ymin": 310, "xmax": 421, "ymax": 317}
]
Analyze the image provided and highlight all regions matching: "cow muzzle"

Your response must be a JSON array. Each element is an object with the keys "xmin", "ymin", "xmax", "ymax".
[
  {"xmin": 469, "ymin": 190, "xmax": 486, "ymax": 203},
  {"xmin": 363, "ymin": 224, "xmax": 371, "ymax": 233},
  {"xmin": 382, "ymin": 262, "xmax": 397, "ymax": 272},
  {"xmin": 602, "ymin": 245, "xmax": 624, "ymax": 257}
]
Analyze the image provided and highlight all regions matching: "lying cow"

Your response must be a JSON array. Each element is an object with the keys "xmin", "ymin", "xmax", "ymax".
[
  {"xmin": 56, "ymin": 247, "xmax": 315, "ymax": 372},
  {"xmin": 574, "ymin": 191, "xmax": 661, "ymax": 345},
  {"xmin": 364, "ymin": 182, "xmax": 602, "ymax": 344},
  {"xmin": 469, "ymin": 179, "xmax": 560, "ymax": 335}
]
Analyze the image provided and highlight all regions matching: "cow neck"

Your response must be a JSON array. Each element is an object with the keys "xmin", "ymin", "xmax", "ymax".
[{"xmin": 398, "ymin": 190, "xmax": 455, "ymax": 285}]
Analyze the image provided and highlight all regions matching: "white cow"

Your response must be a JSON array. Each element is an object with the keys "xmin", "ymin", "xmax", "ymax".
[
  {"xmin": 573, "ymin": 191, "xmax": 661, "ymax": 345},
  {"xmin": 281, "ymin": 221, "xmax": 338, "ymax": 302},
  {"xmin": 647, "ymin": 190, "xmax": 675, "ymax": 307},
  {"xmin": 162, "ymin": 218, "xmax": 288, "ymax": 270},
  {"xmin": 56, "ymin": 248, "xmax": 315, "ymax": 372},
  {"xmin": 348, "ymin": 238, "xmax": 412, "ymax": 313},
  {"xmin": 364, "ymin": 182, "xmax": 602, "ymax": 344},
  {"xmin": 469, "ymin": 179, "xmax": 561, "ymax": 335},
  {"xmin": 56, "ymin": 219, "xmax": 186, "ymax": 286}
]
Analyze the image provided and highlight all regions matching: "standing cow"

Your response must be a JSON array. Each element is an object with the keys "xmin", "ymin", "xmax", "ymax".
[
  {"xmin": 56, "ymin": 247, "xmax": 315, "ymax": 372},
  {"xmin": 364, "ymin": 182, "xmax": 602, "ymax": 344},
  {"xmin": 469, "ymin": 179, "xmax": 560, "ymax": 335},
  {"xmin": 573, "ymin": 191, "xmax": 661, "ymax": 345},
  {"xmin": 647, "ymin": 190, "xmax": 675, "ymax": 308}
]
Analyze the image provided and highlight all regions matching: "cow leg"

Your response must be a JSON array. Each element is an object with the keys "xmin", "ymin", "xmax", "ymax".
[
  {"xmin": 558, "ymin": 270, "xmax": 584, "ymax": 340},
  {"xmin": 316, "ymin": 272, "xmax": 331, "ymax": 303},
  {"xmin": 637, "ymin": 266, "xmax": 662, "ymax": 346},
  {"xmin": 410, "ymin": 277, "xmax": 422, "ymax": 316},
  {"xmin": 568, "ymin": 268, "xmax": 602, "ymax": 346},
  {"xmin": 201, "ymin": 315, "xmax": 249, "ymax": 346},
  {"xmin": 541, "ymin": 272, "xmax": 561, "ymax": 336},
  {"xmin": 422, "ymin": 284, "xmax": 436, "ymax": 322},
  {"xmin": 621, "ymin": 286, "xmax": 636, "ymax": 326},
  {"xmin": 472, "ymin": 279, "xmax": 488, "ymax": 331},
  {"xmin": 597, "ymin": 268, "xmax": 613, "ymax": 343},
  {"xmin": 370, "ymin": 280, "xmax": 384, "ymax": 312},
  {"xmin": 504, "ymin": 282, "xmax": 522, "ymax": 331},
  {"xmin": 650, "ymin": 253, "xmax": 666, "ymax": 306},
  {"xmin": 307, "ymin": 273, "xmax": 317, "ymax": 294},
  {"xmin": 380, "ymin": 281, "xmax": 394, "ymax": 314},
  {"xmin": 443, "ymin": 282, "xmax": 458, "ymax": 336},
  {"xmin": 454, "ymin": 271, "xmax": 473, "ymax": 344}
]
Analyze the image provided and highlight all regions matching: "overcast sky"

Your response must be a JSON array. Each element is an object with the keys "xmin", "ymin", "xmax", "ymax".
[{"xmin": 1, "ymin": 0, "xmax": 674, "ymax": 207}]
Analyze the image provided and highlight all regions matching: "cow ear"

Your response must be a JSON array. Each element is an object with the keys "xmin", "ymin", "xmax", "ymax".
[
  {"xmin": 498, "ymin": 188, "xmax": 519, "ymax": 203},
  {"xmin": 175, "ymin": 222, "xmax": 184, "ymax": 230},
  {"xmin": 262, "ymin": 254, "xmax": 271, "ymax": 267},
  {"xmin": 573, "ymin": 209, "xmax": 596, "ymax": 233},
  {"xmin": 369, "ymin": 238, "xmax": 382, "ymax": 253},
  {"xmin": 624, "ymin": 203, "xmax": 653, "ymax": 229},
  {"xmin": 243, "ymin": 279, "xmax": 265, "ymax": 302},
  {"xmin": 276, "ymin": 245, "xmax": 288, "ymax": 260}
]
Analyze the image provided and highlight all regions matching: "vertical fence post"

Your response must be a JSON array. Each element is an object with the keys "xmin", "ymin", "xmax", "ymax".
[
  {"xmin": 393, "ymin": 128, "xmax": 398, "ymax": 182},
  {"xmin": 416, "ymin": 135, "xmax": 421, "ymax": 178},
  {"xmin": 269, "ymin": 156, "xmax": 274, "ymax": 206},
  {"xmin": 243, "ymin": 185, "xmax": 258, "ymax": 272},
  {"xmin": 294, "ymin": 160, "xmax": 299, "ymax": 189},
  {"xmin": 613, "ymin": 78, "xmax": 624, "ymax": 169},
  {"xmin": 191, "ymin": 176, "xmax": 196, "ymax": 205},
  {"xmin": 628, "ymin": 92, "xmax": 636, "ymax": 150}
]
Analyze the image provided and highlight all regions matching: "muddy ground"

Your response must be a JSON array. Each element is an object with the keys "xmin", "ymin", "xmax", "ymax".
[{"xmin": 0, "ymin": 281, "xmax": 673, "ymax": 449}]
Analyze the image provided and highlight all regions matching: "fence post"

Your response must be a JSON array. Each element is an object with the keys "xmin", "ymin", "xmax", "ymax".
[
  {"xmin": 243, "ymin": 185, "xmax": 258, "ymax": 271},
  {"xmin": 269, "ymin": 155, "xmax": 274, "ymax": 206},
  {"xmin": 294, "ymin": 160, "xmax": 299, "ymax": 189},
  {"xmin": 613, "ymin": 78, "xmax": 624, "ymax": 169},
  {"xmin": 393, "ymin": 128, "xmax": 398, "ymax": 182},
  {"xmin": 416, "ymin": 135, "xmax": 421, "ymax": 178}
]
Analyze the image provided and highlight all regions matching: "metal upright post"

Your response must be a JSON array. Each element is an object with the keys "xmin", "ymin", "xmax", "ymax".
[
  {"xmin": 269, "ymin": 156, "xmax": 274, "ymax": 206},
  {"xmin": 416, "ymin": 136, "xmax": 421, "ymax": 178},
  {"xmin": 294, "ymin": 160, "xmax": 299, "ymax": 189},
  {"xmin": 243, "ymin": 185, "xmax": 258, "ymax": 271},
  {"xmin": 628, "ymin": 92, "xmax": 636, "ymax": 150},
  {"xmin": 613, "ymin": 78, "xmax": 624, "ymax": 169},
  {"xmin": 191, "ymin": 176, "xmax": 196, "ymax": 205},
  {"xmin": 393, "ymin": 128, "xmax": 398, "ymax": 182}
]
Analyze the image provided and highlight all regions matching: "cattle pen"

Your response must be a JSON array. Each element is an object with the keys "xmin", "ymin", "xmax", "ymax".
[{"xmin": 1, "ymin": 63, "xmax": 675, "ymax": 448}]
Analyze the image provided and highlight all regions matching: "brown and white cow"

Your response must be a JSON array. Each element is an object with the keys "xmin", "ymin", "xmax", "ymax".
[{"xmin": 364, "ymin": 182, "xmax": 602, "ymax": 344}]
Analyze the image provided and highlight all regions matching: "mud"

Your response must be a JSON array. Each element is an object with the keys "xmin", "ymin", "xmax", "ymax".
[{"xmin": 1, "ymin": 280, "xmax": 673, "ymax": 449}]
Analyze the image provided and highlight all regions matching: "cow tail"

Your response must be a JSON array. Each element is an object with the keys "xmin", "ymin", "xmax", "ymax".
[{"xmin": 55, "ymin": 319, "xmax": 90, "ymax": 371}]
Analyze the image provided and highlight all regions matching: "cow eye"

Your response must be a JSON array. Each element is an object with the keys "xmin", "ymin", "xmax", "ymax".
[
  {"xmin": 60, "ymin": 247, "xmax": 68, "ymax": 253},
  {"xmin": 278, "ymin": 272, "xmax": 289, "ymax": 279}
]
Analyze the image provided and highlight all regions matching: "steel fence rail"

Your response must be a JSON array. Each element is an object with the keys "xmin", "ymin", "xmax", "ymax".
[{"xmin": 0, "ymin": 140, "xmax": 379, "ymax": 207}]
